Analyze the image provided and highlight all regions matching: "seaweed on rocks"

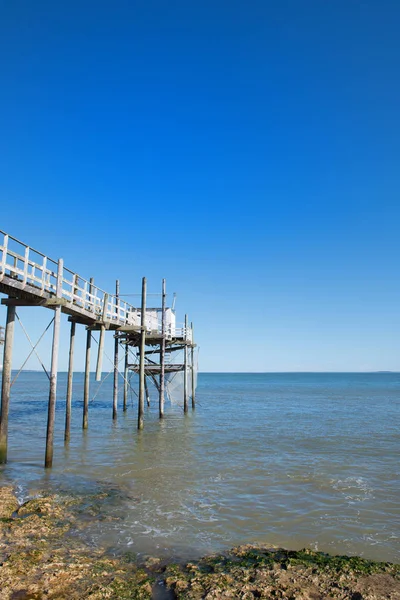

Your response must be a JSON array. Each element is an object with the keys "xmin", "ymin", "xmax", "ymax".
[{"xmin": 0, "ymin": 487, "xmax": 399, "ymax": 600}]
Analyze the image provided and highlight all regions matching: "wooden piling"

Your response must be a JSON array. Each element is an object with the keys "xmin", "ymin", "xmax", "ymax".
[
  {"xmin": 95, "ymin": 293, "xmax": 108, "ymax": 381},
  {"xmin": 83, "ymin": 329, "xmax": 91, "ymax": 430},
  {"xmin": 64, "ymin": 320, "xmax": 76, "ymax": 442},
  {"xmin": 0, "ymin": 303, "xmax": 16, "ymax": 464},
  {"xmin": 159, "ymin": 278, "xmax": 166, "ymax": 419},
  {"xmin": 138, "ymin": 277, "xmax": 146, "ymax": 430},
  {"xmin": 144, "ymin": 375, "xmax": 150, "ymax": 406},
  {"xmin": 113, "ymin": 280, "xmax": 119, "ymax": 420},
  {"xmin": 83, "ymin": 278, "xmax": 93, "ymax": 430},
  {"xmin": 96, "ymin": 326, "xmax": 105, "ymax": 381},
  {"xmin": 45, "ymin": 258, "xmax": 63, "ymax": 468},
  {"xmin": 184, "ymin": 314, "xmax": 189, "ymax": 413},
  {"xmin": 123, "ymin": 343, "xmax": 129, "ymax": 411},
  {"xmin": 191, "ymin": 322, "xmax": 196, "ymax": 409}
]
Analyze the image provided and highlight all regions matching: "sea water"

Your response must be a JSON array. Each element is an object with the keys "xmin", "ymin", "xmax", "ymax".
[{"xmin": 0, "ymin": 372, "xmax": 399, "ymax": 563}]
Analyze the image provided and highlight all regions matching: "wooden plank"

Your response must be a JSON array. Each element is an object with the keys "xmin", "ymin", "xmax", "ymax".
[
  {"xmin": 23, "ymin": 246, "xmax": 30, "ymax": 287},
  {"xmin": 72, "ymin": 273, "xmax": 78, "ymax": 303},
  {"xmin": 1, "ymin": 298, "xmax": 48, "ymax": 306},
  {"xmin": 129, "ymin": 364, "xmax": 184, "ymax": 373},
  {"xmin": 146, "ymin": 344, "xmax": 187, "ymax": 355},
  {"xmin": 43, "ymin": 298, "xmax": 69, "ymax": 307},
  {"xmin": 0, "ymin": 234, "xmax": 8, "ymax": 280},
  {"xmin": 0, "ymin": 279, "xmax": 100, "ymax": 322},
  {"xmin": 41, "ymin": 256, "xmax": 47, "ymax": 292}
]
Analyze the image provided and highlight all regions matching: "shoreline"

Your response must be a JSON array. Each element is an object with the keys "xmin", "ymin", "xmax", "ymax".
[{"xmin": 0, "ymin": 486, "xmax": 399, "ymax": 599}]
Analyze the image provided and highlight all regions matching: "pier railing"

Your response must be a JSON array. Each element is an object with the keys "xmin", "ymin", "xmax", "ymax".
[
  {"xmin": 0, "ymin": 230, "xmax": 192, "ymax": 339},
  {"xmin": 0, "ymin": 231, "xmax": 137, "ymax": 326}
]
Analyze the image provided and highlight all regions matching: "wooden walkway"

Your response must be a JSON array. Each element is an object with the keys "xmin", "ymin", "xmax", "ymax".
[
  {"xmin": 0, "ymin": 230, "xmax": 191, "ymax": 339},
  {"xmin": 0, "ymin": 230, "xmax": 196, "ymax": 468}
]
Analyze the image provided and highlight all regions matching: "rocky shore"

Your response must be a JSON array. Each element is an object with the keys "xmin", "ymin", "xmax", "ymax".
[{"xmin": 0, "ymin": 486, "xmax": 398, "ymax": 599}]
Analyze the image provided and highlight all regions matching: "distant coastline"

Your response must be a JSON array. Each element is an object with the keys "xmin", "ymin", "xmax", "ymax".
[{"xmin": 5, "ymin": 369, "xmax": 399, "ymax": 374}]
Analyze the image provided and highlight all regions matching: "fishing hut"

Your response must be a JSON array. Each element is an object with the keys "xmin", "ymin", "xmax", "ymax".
[{"xmin": 0, "ymin": 230, "xmax": 197, "ymax": 468}]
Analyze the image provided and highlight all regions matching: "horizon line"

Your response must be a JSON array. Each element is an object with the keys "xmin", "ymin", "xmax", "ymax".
[{"xmin": 5, "ymin": 369, "xmax": 399, "ymax": 374}]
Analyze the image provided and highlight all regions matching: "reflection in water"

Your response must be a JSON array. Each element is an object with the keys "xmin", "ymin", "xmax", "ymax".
[{"xmin": 1, "ymin": 372, "xmax": 399, "ymax": 562}]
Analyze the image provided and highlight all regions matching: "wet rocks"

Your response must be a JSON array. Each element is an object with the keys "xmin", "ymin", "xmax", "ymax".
[
  {"xmin": 0, "ymin": 487, "xmax": 19, "ymax": 520},
  {"xmin": 163, "ymin": 547, "xmax": 400, "ymax": 599},
  {"xmin": 0, "ymin": 487, "xmax": 399, "ymax": 599}
]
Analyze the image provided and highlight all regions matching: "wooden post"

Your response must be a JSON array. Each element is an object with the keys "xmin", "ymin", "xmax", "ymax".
[
  {"xmin": 159, "ymin": 278, "xmax": 166, "ymax": 418},
  {"xmin": 0, "ymin": 233, "xmax": 9, "ymax": 280},
  {"xmin": 183, "ymin": 314, "xmax": 189, "ymax": 413},
  {"xmin": 64, "ymin": 320, "xmax": 76, "ymax": 442},
  {"xmin": 45, "ymin": 258, "xmax": 63, "ymax": 468},
  {"xmin": 191, "ymin": 322, "xmax": 195, "ymax": 409},
  {"xmin": 0, "ymin": 303, "xmax": 16, "ymax": 464},
  {"xmin": 144, "ymin": 375, "xmax": 150, "ymax": 407},
  {"xmin": 138, "ymin": 277, "xmax": 146, "ymax": 430},
  {"xmin": 83, "ymin": 277, "xmax": 93, "ymax": 430},
  {"xmin": 123, "ymin": 342, "xmax": 129, "ymax": 411},
  {"xmin": 83, "ymin": 329, "xmax": 91, "ymax": 430},
  {"xmin": 96, "ymin": 326, "xmax": 105, "ymax": 381},
  {"xmin": 95, "ymin": 293, "xmax": 108, "ymax": 381},
  {"xmin": 113, "ymin": 280, "xmax": 119, "ymax": 420}
]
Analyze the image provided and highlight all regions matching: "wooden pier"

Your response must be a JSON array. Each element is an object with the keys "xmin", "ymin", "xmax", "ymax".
[{"xmin": 0, "ymin": 230, "xmax": 196, "ymax": 467}]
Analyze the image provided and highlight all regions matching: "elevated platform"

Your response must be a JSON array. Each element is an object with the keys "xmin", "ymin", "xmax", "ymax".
[
  {"xmin": 0, "ymin": 230, "xmax": 193, "ymax": 341},
  {"xmin": 119, "ymin": 331, "xmax": 195, "ymax": 348},
  {"xmin": 128, "ymin": 363, "xmax": 184, "ymax": 374}
]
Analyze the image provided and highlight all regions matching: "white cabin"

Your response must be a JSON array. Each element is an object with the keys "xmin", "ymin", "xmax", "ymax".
[{"xmin": 128, "ymin": 307, "xmax": 176, "ymax": 337}]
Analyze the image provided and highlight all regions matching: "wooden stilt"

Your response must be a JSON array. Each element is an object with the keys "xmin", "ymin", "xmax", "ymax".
[
  {"xmin": 144, "ymin": 375, "xmax": 150, "ymax": 407},
  {"xmin": 0, "ymin": 303, "xmax": 16, "ymax": 464},
  {"xmin": 96, "ymin": 293, "xmax": 108, "ymax": 381},
  {"xmin": 150, "ymin": 372, "xmax": 160, "ymax": 393},
  {"xmin": 123, "ymin": 343, "xmax": 129, "ymax": 411},
  {"xmin": 191, "ymin": 322, "xmax": 195, "ymax": 409},
  {"xmin": 83, "ymin": 278, "xmax": 93, "ymax": 430},
  {"xmin": 64, "ymin": 320, "xmax": 76, "ymax": 442},
  {"xmin": 96, "ymin": 326, "xmax": 105, "ymax": 382},
  {"xmin": 45, "ymin": 258, "xmax": 63, "ymax": 468},
  {"xmin": 138, "ymin": 277, "xmax": 146, "ymax": 430},
  {"xmin": 113, "ymin": 280, "xmax": 119, "ymax": 420},
  {"xmin": 159, "ymin": 278, "xmax": 166, "ymax": 418},
  {"xmin": 83, "ymin": 329, "xmax": 91, "ymax": 430},
  {"xmin": 65, "ymin": 273, "xmax": 78, "ymax": 441},
  {"xmin": 184, "ymin": 314, "xmax": 189, "ymax": 413}
]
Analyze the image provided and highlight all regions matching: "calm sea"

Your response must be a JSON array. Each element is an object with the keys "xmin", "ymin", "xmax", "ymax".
[{"xmin": 0, "ymin": 372, "xmax": 399, "ymax": 563}]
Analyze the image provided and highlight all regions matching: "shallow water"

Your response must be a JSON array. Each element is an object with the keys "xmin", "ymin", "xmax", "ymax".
[{"xmin": 1, "ymin": 372, "xmax": 399, "ymax": 563}]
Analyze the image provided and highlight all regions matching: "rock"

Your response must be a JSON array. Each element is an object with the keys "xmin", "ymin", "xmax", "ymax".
[{"xmin": 0, "ymin": 486, "xmax": 19, "ymax": 519}]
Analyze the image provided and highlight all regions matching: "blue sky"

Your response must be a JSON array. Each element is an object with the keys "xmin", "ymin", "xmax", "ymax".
[{"xmin": 0, "ymin": 0, "xmax": 399, "ymax": 372}]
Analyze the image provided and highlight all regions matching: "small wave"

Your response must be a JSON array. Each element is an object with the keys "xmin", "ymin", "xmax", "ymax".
[{"xmin": 331, "ymin": 477, "xmax": 374, "ymax": 503}]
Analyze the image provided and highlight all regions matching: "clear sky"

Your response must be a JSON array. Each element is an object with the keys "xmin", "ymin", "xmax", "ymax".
[{"xmin": 0, "ymin": 0, "xmax": 399, "ymax": 372}]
